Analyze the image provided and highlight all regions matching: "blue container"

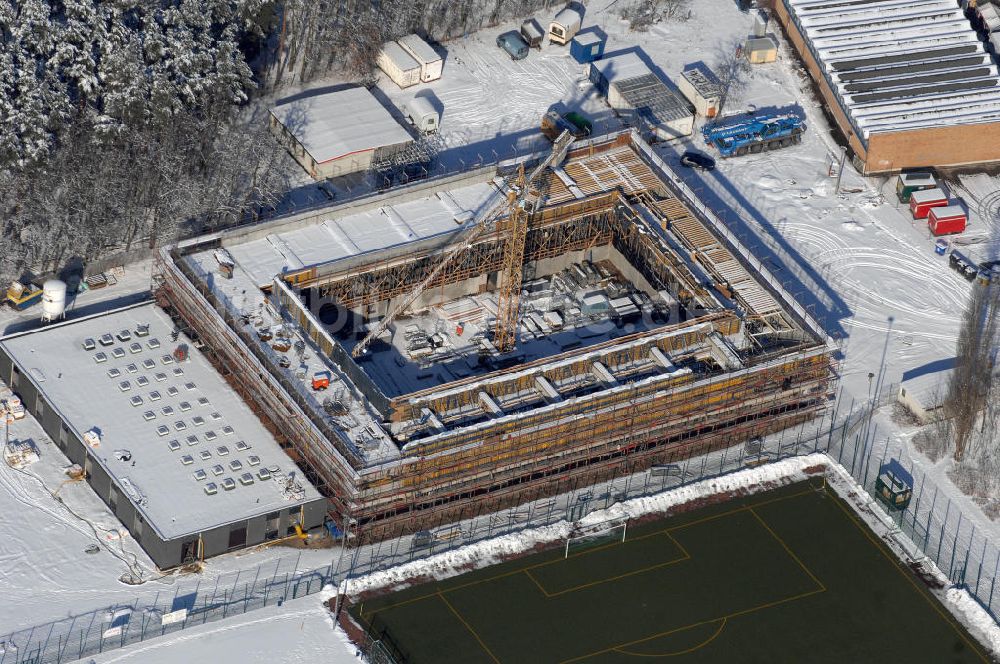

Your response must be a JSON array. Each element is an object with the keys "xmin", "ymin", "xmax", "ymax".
[
  {"xmin": 571, "ymin": 33, "xmax": 605, "ymax": 64},
  {"xmin": 935, "ymin": 239, "xmax": 948, "ymax": 255}
]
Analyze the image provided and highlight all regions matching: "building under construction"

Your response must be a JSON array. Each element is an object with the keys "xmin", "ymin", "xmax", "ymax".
[{"xmin": 155, "ymin": 130, "xmax": 833, "ymax": 542}]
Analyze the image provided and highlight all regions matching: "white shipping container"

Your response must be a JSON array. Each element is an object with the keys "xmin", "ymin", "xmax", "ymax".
[
  {"xmin": 377, "ymin": 42, "xmax": 422, "ymax": 88},
  {"xmin": 397, "ymin": 34, "xmax": 443, "ymax": 83}
]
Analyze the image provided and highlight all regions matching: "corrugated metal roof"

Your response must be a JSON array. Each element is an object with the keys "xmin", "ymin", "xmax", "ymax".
[
  {"xmin": 785, "ymin": 0, "xmax": 1000, "ymax": 137},
  {"xmin": 614, "ymin": 74, "xmax": 693, "ymax": 123},
  {"xmin": 270, "ymin": 87, "xmax": 413, "ymax": 163}
]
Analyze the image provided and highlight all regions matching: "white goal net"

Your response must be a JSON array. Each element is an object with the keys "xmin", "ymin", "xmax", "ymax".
[{"xmin": 564, "ymin": 519, "xmax": 628, "ymax": 558}]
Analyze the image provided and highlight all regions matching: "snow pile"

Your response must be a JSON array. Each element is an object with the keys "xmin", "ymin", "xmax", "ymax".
[
  {"xmin": 945, "ymin": 588, "xmax": 1000, "ymax": 656},
  {"xmin": 348, "ymin": 453, "xmax": 827, "ymax": 596},
  {"xmin": 582, "ymin": 453, "xmax": 827, "ymax": 526}
]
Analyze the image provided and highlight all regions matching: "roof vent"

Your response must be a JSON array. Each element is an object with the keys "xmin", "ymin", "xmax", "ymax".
[
  {"xmin": 111, "ymin": 348, "xmax": 126, "ymax": 359},
  {"xmin": 204, "ymin": 482, "xmax": 218, "ymax": 495},
  {"xmin": 94, "ymin": 352, "xmax": 108, "ymax": 364},
  {"xmin": 167, "ymin": 440, "xmax": 181, "ymax": 452},
  {"xmin": 83, "ymin": 338, "xmax": 96, "ymax": 351},
  {"xmin": 221, "ymin": 477, "xmax": 236, "ymax": 491},
  {"xmin": 180, "ymin": 454, "xmax": 194, "ymax": 465},
  {"xmin": 193, "ymin": 468, "xmax": 207, "ymax": 481},
  {"xmin": 257, "ymin": 467, "xmax": 272, "ymax": 480},
  {"xmin": 108, "ymin": 368, "xmax": 122, "ymax": 379},
  {"xmin": 239, "ymin": 473, "xmax": 254, "ymax": 486}
]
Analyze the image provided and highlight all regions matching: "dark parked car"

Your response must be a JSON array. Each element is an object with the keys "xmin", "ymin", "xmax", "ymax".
[
  {"xmin": 497, "ymin": 31, "xmax": 529, "ymax": 61},
  {"xmin": 680, "ymin": 151, "xmax": 716, "ymax": 171}
]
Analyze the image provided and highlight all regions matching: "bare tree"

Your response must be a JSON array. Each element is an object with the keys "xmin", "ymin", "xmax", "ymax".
[
  {"xmin": 946, "ymin": 280, "xmax": 1000, "ymax": 462},
  {"xmin": 714, "ymin": 37, "xmax": 752, "ymax": 118}
]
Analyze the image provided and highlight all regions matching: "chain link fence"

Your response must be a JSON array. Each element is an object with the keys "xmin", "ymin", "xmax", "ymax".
[{"xmin": 3, "ymin": 388, "xmax": 998, "ymax": 663}]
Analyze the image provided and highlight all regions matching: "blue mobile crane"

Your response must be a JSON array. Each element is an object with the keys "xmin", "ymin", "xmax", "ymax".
[{"xmin": 702, "ymin": 114, "xmax": 806, "ymax": 157}]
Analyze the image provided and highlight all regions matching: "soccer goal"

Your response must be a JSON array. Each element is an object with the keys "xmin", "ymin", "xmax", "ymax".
[{"xmin": 564, "ymin": 518, "xmax": 628, "ymax": 558}]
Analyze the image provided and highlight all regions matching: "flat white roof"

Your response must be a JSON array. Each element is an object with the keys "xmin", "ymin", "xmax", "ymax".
[
  {"xmin": 381, "ymin": 41, "xmax": 420, "ymax": 73},
  {"xmin": 397, "ymin": 34, "xmax": 441, "ymax": 64},
  {"xmin": 786, "ymin": 0, "xmax": 1000, "ymax": 138},
  {"xmin": 590, "ymin": 53, "xmax": 652, "ymax": 83},
  {"xmin": 224, "ymin": 180, "xmax": 500, "ymax": 286},
  {"xmin": 270, "ymin": 87, "xmax": 413, "ymax": 164},
  {"xmin": 1, "ymin": 303, "xmax": 323, "ymax": 541}
]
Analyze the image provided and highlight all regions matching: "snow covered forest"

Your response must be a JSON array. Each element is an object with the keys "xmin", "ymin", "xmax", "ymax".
[{"xmin": 0, "ymin": 0, "xmax": 692, "ymax": 282}]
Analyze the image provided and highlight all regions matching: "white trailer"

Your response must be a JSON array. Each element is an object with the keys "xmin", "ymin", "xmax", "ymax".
[
  {"xmin": 401, "ymin": 96, "xmax": 440, "ymax": 133},
  {"xmin": 377, "ymin": 41, "xmax": 422, "ymax": 89},
  {"xmin": 397, "ymin": 34, "xmax": 443, "ymax": 83},
  {"xmin": 549, "ymin": 3, "xmax": 584, "ymax": 46}
]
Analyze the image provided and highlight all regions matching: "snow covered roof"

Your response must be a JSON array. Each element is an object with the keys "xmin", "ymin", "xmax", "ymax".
[
  {"xmin": 220, "ymin": 180, "xmax": 499, "ymax": 287},
  {"xmin": 0, "ymin": 303, "xmax": 323, "ymax": 541},
  {"xmin": 590, "ymin": 53, "xmax": 652, "ymax": 83},
  {"xmin": 785, "ymin": 0, "xmax": 1000, "ymax": 138},
  {"xmin": 380, "ymin": 41, "xmax": 420, "ymax": 73},
  {"xmin": 397, "ymin": 34, "xmax": 442, "ymax": 65},
  {"xmin": 270, "ymin": 87, "xmax": 413, "ymax": 163}
]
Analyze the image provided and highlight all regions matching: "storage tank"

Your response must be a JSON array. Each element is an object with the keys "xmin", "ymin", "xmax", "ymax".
[{"xmin": 41, "ymin": 279, "xmax": 67, "ymax": 321}]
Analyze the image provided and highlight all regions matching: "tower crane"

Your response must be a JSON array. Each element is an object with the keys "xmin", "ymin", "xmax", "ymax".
[{"xmin": 350, "ymin": 130, "xmax": 575, "ymax": 359}]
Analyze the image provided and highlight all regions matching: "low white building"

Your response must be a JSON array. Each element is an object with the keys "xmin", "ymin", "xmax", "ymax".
[{"xmin": 269, "ymin": 87, "xmax": 414, "ymax": 180}]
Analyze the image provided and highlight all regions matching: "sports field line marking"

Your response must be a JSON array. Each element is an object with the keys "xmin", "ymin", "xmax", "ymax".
[
  {"xmin": 437, "ymin": 590, "xmax": 502, "ymax": 664},
  {"xmin": 524, "ymin": 531, "xmax": 691, "ymax": 598},
  {"xmin": 358, "ymin": 486, "xmax": 820, "ymax": 617},
  {"xmin": 828, "ymin": 490, "xmax": 991, "ymax": 663},
  {"xmin": 748, "ymin": 507, "xmax": 827, "ymax": 593},
  {"xmin": 560, "ymin": 587, "xmax": 826, "ymax": 663},
  {"xmin": 613, "ymin": 617, "xmax": 727, "ymax": 658}
]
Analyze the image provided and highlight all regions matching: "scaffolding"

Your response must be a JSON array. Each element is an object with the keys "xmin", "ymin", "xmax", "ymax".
[{"xmin": 155, "ymin": 131, "xmax": 835, "ymax": 542}]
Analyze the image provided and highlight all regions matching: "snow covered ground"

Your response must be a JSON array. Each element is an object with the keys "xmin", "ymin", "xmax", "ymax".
[{"xmin": 89, "ymin": 589, "xmax": 358, "ymax": 664}]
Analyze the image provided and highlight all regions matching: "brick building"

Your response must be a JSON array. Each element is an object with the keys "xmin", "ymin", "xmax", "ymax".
[{"xmin": 770, "ymin": 0, "xmax": 1000, "ymax": 174}]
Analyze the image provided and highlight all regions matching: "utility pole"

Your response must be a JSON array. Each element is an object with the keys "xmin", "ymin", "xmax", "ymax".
[
  {"xmin": 833, "ymin": 145, "xmax": 848, "ymax": 195},
  {"xmin": 331, "ymin": 512, "xmax": 353, "ymax": 622}
]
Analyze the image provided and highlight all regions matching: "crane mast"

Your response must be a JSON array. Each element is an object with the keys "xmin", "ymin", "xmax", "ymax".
[{"xmin": 350, "ymin": 130, "xmax": 575, "ymax": 359}]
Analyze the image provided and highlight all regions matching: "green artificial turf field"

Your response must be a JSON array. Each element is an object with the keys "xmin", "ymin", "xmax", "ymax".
[{"xmin": 350, "ymin": 479, "xmax": 992, "ymax": 663}]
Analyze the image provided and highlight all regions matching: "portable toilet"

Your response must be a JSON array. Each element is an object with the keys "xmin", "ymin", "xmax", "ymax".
[
  {"xmin": 928, "ymin": 205, "xmax": 967, "ymax": 236},
  {"xmin": 909, "ymin": 187, "xmax": 948, "ymax": 219},
  {"xmin": 549, "ymin": 2, "xmax": 584, "ymax": 46},
  {"xmin": 895, "ymin": 171, "xmax": 937, "ymax": 203},
  {"xmin": 570, "ymin": 32, "xmax": 604, "ymax": 64},
  {"xmin": 875, "ymin": 459, "xmax": 913, "ymax": 511}
]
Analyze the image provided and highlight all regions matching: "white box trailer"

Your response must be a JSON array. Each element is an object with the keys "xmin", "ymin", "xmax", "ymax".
[
  {"xmin": 377, "ymin": 41, "xmax": 422, "ymax": 89},
  {"xmin": 397, "ymin": 34, "xmax": 443, "ymax": 83},
  {"xmin": 549, "ymin": 3, "xmax": 584, "ymax": 46},
  {"xmin": 401, "ymin": 96, "xmax": 440, "ymax": 133}
]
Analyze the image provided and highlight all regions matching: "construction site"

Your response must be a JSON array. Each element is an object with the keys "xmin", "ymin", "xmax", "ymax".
[{"xmin": 154, "ymin": 130, "xmax": 834, "ymax": 543}]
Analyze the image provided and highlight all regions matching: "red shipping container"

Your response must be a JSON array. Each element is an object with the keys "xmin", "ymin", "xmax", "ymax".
[
  {"xmin": 909, "ymin": 187, "xmax": 948, "ymax": 219},
  {"xmin": 928, "ymin": 205, "xmax": 966, "ymax": 236}
]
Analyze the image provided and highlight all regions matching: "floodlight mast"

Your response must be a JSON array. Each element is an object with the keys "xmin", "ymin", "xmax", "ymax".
[{"xmin": 350, "ymin": 130, "xmax": 575, "ymax": 359}]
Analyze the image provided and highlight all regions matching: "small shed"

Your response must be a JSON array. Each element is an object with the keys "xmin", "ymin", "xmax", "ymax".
[
  {"xmin": 377, "ymin": 41, "xmax": 421, "ymax": 89},
  {"xmin": 928, "ymin": 205, "xmax": 967, "ymax": 236},
  {"xmin": 895, "ymin": 172, "xmax": 936, "ymax": 203},
  {"xmin": 875, "ymin": 460, "xmax": 913, "ymax": 511},
  {"xmin": 397, "ymin": 34, "xmax": 443, "ymax": 83},
  {"xmin": 909, "ymin": 187, "xmax": 948, "ymax": 219},
  {"xmin": 678, "ymin": 66, "xmax": 723, "ymax": 118},
  {"xmin": 570, "ymin": 32, "xmax": 605, "ymax": 64},
  {"xmin": 269, "ymin": 87, "xmax": 414, "ymax": 180},
  {"xmin": 521, "ymin": 18, "xmax": 544, "ymax": 49},
  {"xmin": 550, "ymin": 2, "xmax": 584, "ymax": 46},
  {"xmin": 745, "ymin": 36, "xmax": 777, "ymax": 64}
]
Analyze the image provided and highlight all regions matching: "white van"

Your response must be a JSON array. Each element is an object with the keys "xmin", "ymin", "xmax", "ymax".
[{"xmin": 401, "ymin": 97, "xmax": 440, "ymax": 133}]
